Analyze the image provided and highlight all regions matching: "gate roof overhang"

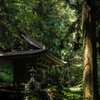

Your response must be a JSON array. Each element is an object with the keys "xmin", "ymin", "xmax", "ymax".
[
  {"xmin": 0, "ymin": 49, "xmax": 67, "ymax": 67},
  {"xmin": 0, "ymin": 31, "xmax": 67, "ymax": 67}
]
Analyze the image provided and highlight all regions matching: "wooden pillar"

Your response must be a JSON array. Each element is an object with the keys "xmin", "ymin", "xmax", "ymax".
[
  {"xmin": 18, "ymin": 82, "xmax": 20, "ymax": 89},
  {"xmin": 48, "ymin": 68, "xmax": 50, "ymax": 88},
  {"xmin": 13, "ymin": 63, "xmax": 15, "ymax": 89},
  {"xmin": 50, "ymin": 68, "xmax": 51, "ymax": 82},
  {"xmin": 46, "ymin": 71, "xmax": 47, "ymax": 87},
  {"xmin": 49, "ymin": 67, "xmax": 52, "ymax": 83},
  {"xmin": 40, "ymin": 65, "xmax": 42, "ymax": 82},
  {"xmin": 49, "ymin": 69, "xmax": 50, "ymax": 82},
  {"xmin": 49, "ymin": 63, "xmax": 52, "ymax": 84},
  {"xmin": 46, "ymin": 67, "xmax": 48, "ymax": 88},
  {"xmin": 47, "ymin": 67, "xmax": 49, "ymax": 88},
  {"xmin": 36, "ymin": 65, "xmax": 38, "ymax": 81}
]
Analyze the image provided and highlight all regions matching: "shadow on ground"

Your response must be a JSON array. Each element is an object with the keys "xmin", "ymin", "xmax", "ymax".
[
  {"xmin": 0, "ymin": 84, "xmax": 88, "ymax": 100},
  {"xmin": 0, "ymin": 84, "xmax": 24, "ymax": 100}
]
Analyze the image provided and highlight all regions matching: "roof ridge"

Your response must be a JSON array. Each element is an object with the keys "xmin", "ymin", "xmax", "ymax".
[{"xmin": 20, "ymin": 31, "xmax": 45, "ymax": 49}]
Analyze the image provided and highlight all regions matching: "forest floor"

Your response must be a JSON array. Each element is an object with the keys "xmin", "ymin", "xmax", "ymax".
[
  {"xmin": 0, "ymin": 84, "xmax": 84, "ymax": 100},
  {"xmin": 0, "ymin": 84, "xmax": 24, "ymax": 100}
]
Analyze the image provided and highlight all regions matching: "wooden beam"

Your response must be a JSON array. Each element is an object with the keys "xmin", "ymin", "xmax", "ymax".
[
  {"xmin": 36, "ymin": 67, "xmax": 50, "ymax": 74},
  {"xmin": 39, "ymin": 57, "xmax": 51, "ymax": 64},
  {"xmin": 36, "ymin": 63, "xmax": 50, "ymax": 69},
  {"xmin": 36, "ymin": 65, "xmax": 38, "ymax": 81},
  {"xmin": 0, "ymin": 59, "xmax": 12, "ymax": 65}
]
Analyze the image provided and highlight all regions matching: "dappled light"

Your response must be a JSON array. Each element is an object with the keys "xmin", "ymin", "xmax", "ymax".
[{"xmin": 0, "ymin": 0, "xmax": 100, "ymax": 100}]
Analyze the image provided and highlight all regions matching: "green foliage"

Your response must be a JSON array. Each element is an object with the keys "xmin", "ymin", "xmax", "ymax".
[
  {"xmin": 97, "ymin": 59, "xmax": 100, "ymax": 93},
  {"xmin": 0, "ymin": 0, "xmax": 100, "ymax": 98},
  {"xmin": 29, "ymin": 89, "xmax": 49, "ymax": 100},
  {"xmin": 0, "ymin": 72, "xmax": 13, "ymax": 83},
  {"xmin": 0, "ymin": 0, "xmax": 20, "ymax": 51},
  {"xmin": 0, "ymin": 62, "xmax": 13, "ymax": 84},
  {"xmin": 46, "ymin": 85, "xmax": 83, "ymax": 100},
  {"xmin": 0, "ymin": 0, "xmax": 84, "ymax": 95},
  {"xmin": 0, "ymin": 0, "xmax": 41, "ymax": 51},
  {"xmin": 60, "ymin": 89, "xmax": 83, "ymax": 100},
  {"xmin": 0, "ymin": 0, "xmax": 79, "ymax": 60}
]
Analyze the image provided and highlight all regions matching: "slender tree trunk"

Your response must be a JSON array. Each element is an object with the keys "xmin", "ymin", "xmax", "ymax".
[{"xmin": 82, "ymin": 0, "xmax": 98, "ymax": 100}]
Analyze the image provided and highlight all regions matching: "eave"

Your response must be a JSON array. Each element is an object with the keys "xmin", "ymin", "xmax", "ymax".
[{"xmin": 0, "ymin": 49, "xmax": 67, "ymax": 67}]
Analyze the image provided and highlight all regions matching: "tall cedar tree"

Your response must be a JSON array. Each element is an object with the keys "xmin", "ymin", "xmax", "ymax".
[{"xmin": 82, "ymin": 0, "xmax": 98, "ymax": 100}]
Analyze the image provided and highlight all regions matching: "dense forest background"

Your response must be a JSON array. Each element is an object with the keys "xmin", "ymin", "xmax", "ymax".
[{"xmin": 0, "ymin": 0, "xmax": 100, "ymax": 99}]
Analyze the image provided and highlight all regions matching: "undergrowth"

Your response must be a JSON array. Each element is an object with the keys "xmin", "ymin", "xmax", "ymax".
[{"xmin": 0, "ymin": 62, "xmax": 13, "ymax": 84}]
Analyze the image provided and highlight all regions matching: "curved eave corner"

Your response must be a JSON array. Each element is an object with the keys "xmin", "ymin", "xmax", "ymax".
[{"xmin": 45, "ymin": 51, "xmax": 67, "ymax": 67}]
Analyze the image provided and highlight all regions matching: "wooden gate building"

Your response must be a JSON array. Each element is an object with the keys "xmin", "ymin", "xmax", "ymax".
[{"xmin": 0, "ymin": 31, "xmax": 67, "ymax": 89}]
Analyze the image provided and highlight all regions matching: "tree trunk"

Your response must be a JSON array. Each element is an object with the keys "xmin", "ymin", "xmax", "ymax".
[
  {"xmin": 82, "ymin": 0, "xmax": 98, "ymax": 100},
  {"xmin": 92, "ymin": 4, "xmax": 98, "ymax": 100}
]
